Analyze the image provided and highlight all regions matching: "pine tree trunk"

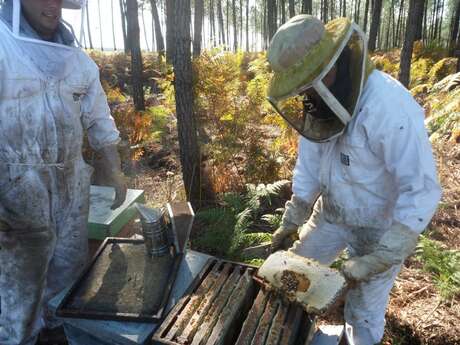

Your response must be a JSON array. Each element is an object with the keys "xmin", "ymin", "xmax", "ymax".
[
  {"xmin": 150, "ymin": 0, "xmax": 165, "ymax": 55},
  {"xmin": 280, "ymin": 0, "xmax": 286, "ymax": 23},
  {"xmin": 210, "ymin": 0, "xmax": 216, "ymax": 46},
  {"xmin": 363, "ymin": 0, "xmax": 370, "ymax": 32},
  {"xmin": 141, "ymin": 4, "xmax": 150, "ymax": 51},
  {"xmin": 399, "ymin": 0, "xmax": 425, "ymax": 87},
  {"xmin": 355, "ymin": 0, "xmax": 362, "ymax": 25},
  {"xmin": 368, "ymin": 0, "xmax": 383, "ymax": 51},
  {"xmin": 342, "ymin": 0, "xmax": 346, "ymax": 17},
  {"xmin": 86, "ymin": 1, "xmax": 94, "ymax": 49},
  {"xmin": 166, "ymin": 0, "xmax": 176, "ymax": 63},
  {"xmin": 97, "ymin": 0, "xmax": 104, "ymax": 50},
  {"xmin": 119, "ymin": 0, "xmax": 128, "ymax": 52},
  {"xmin": 217, "ymin": 0, "xmax": 226, "ymax": 45},
  {"xmin": 246, "ymin": 0, "xmax": 249, "ymax": 51},
  {"xmin": 267, "ymin": 0, "xmax": 277, "ymax": 41},
  {"xmin": 240, "ymin": 0, "xmax": 243, "ymax": 48},
  {"xmin": 126, "ymin": 0, "xmax": 145, "ymax": 110},
  {"xmin": 438, "ymin": 0, "xmax": 444, "ymax": 42},
  {"xmin": 302, "ymin": 0, "xmax": 312, "ymax": 14},
  {"xmin": 226, "ymin": 0, "xmax": 230, "ymax": 49},
  {"xmin": 173, "ymin": 0, "xmax": 202, "ymax": 207},
  {"xmin": 449, "ymin": 0, "xmax": 460, "ymax": 56},
  {"xmin": 111, "ymin": 0, "xmax": 117, "ymax": 50},
  {"xmin": 415, "ymin": 0, "xmax": 425, "ymax": 40},
  {"xmin": 289, "ymin": 0, "xmax": 295, "ymax": 17},
  {"xmin": 193, "ymin": 0, "xmax": 204, "ymax": 56},
  {"xmin": 232, "ymin": 0, "xmax": 238, "ymax": 51}
]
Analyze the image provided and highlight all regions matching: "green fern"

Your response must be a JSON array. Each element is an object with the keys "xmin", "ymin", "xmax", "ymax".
[{"xmin": 415, "ymin": 236, "xmax": 460, "ymax": 300}]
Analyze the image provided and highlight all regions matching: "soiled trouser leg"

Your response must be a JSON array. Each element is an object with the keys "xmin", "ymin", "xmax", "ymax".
[
  {"xmin": 344, "ymin": 226, "xmax": 402, "ymax": 345},
  {"xmin": 43, "ymin": 164, "xmax": 91, "ymax": 330},
  {"xmin": 0, "ymin": 228, "xmax": 56, "ymax": 345},
  {"xmin": 288, "ymin": 203, "xmax": 400, "ymax": 345}
]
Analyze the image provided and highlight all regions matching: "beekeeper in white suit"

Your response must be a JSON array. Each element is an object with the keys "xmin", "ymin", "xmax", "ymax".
[
  {"xmin": 0, "ymin": 0, "xmax": 126, "ymax": 344},
  {"xmin": 268, "ymin": 15, "xmax": 441, "ymax": 345}
]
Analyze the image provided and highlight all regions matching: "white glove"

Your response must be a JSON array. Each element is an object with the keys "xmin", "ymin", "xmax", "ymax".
[
  {"xmin": 342, "ymin": 222, "xmax": 419, "ymax": 282},
  {"xmin": 272, "ymin": 195, "xmax": 312, "ymax": 251}
]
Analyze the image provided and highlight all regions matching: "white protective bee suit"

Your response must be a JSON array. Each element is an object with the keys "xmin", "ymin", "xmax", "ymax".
[
  {"xmin": 268, "ymin": 16, "xmax": 441, "ymax": 345},
  {"xmin": 0, "ymin": 0, "xmax": 121, "ymax": 344}
]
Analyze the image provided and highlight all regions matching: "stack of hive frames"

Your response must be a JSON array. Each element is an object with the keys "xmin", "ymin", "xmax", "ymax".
[
  {"xmin": 153, "ymin": 259, "xmax": 316, "ymax": 345},
  {"xmin": 235, "ymin": 290, "xmax": 315, "ymax": 345}
]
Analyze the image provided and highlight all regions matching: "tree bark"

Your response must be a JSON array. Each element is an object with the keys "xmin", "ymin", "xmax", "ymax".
[
  {"xmin": 289, "ymin": 0, "xmax": 295, "ymax": 17},
  {"xmin": 141, "ymin": 4, "xmax": 150, "ymax": 51},
  {"xmin": 86, "ymin": 1, "xmax": 93, "ymax": 49},
  {"xmin": 449, "ymin": 0, "xmax": 460, "ymax": 56},
  {"xmin": 210, "ymin": 0, "xmax": 216, "ymax": 46},
  {"xmin": 246, "ymin": 0, "xmax": 249, "ymax": 50},
  {"xmin": 119, "ymin": 0, "xmax": 128, "ymax": 52},
  {"xmin": 126, "ymin": 0, "xmax": 145, "ymax": 110},
  {"xmin": 301, "ymin": 0, "xmax": 312, "ymax": 14},
  {"xmin": 280, "ymin": 0, "xmax": 286, "ymax": 23},
  {"xmin": 240, "ymin": 0, "xmax": 243, "ymax": 48},
  {"xmin": 363, "ymin": 0, "xmax": 370, "ymax": 32},
  {"xmin": 193, "ymin": 0, "xmax": 204, "ymax": 56},
  {"xmin": 368, "ymin": 0, "xmax": 383, "ymax": 51},
  {"xmin": 399, "ymin": 0, "xmax": 425, "ymax": 87},
  {"xmin": 226, "ymin": 0, "xmax": 230, "ymax": 48},
  {"xmin": 166, "ymin": 0, "xmax": 176, "ymax": 63},
  {"xmin": 173, "ymin": 0, "xmax": 202, "ymax": 207},
  {"xmin": 232, "ymin": 0, "xmax": 238, "ymax": 51},
  {"xmin": 267, "ymin": 0, "xmax": 277, "ymax": 41},
  {"xmin": 217, "ymin": 0, "xmax": 226, "ymax": 45},
  {"xmin": 111, "ymin": 0, "xmax": 117, "ymax": 50},
  {"xmin": 150, "ymin": 0, "xmax": 165, "ymax": 55},
  {"xmin": 97, "ymin": 0, "xmax": 104, "ymax": 50}
]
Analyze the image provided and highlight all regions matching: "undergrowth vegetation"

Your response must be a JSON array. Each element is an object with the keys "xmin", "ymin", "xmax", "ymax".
[
  {"xmin": 416, "ymin": 236, "xmax": 460, "ymax": 300},
  {"xmin": 193, "ymin": 180, "xmax": 289, "ymax": 261}
]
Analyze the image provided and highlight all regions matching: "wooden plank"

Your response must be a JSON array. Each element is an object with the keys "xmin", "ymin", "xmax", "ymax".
[
  {"xmin": 207, "ymin": 269, "xmax": 255, "ymax": 345},
  {"xmin": 152, "ymin": 258, "xmax": 215, "ymax": 341},
  {"xmin": 177, "ymin": 263, "xmax": 233, "ymax": 344},
  {"xmin": 165, "ymin": 262, "xmax": 222, "ymax": 340},
  {"xmin": 190, "ymin": 266, "xmax": 243, "ymax": 345},
  {"xmin": 234, "ymin": 289, "xmax": 268, "ymax": 345},
  {"xmin": 250, "ymin": 296, "xmax": 279, "ymax": 345},
  {"xmin": 265, "ymin": 301, "xmax": 289, "ymax": 345},
  {"xmin": 167, "ymin": 202, "xmax": 194, "ymax": 253},
  {"xmin": 278, "ymin": 304, "xmax": 304, "ymax": 345}
]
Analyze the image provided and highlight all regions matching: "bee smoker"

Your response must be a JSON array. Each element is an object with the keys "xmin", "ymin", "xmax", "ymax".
[{"xmin": 136, "ymin": 204, "xmax": 170, "ymax": 257}]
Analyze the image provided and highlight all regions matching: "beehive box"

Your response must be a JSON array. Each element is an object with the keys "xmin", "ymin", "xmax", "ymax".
[{"xmin": 152, "ymin": 259, "xmax": 316, "ymax": 345}]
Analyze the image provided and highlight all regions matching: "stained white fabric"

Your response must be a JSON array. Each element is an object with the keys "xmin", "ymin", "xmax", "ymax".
[
  {"xmin": 292, "ymin": 70, "xmax": 441, "ymax": 233},
  {"xmin": 290, "ymin": 199, "xmax": 402, "ymax": 344},
  {"xmin": 289, "ymin": 70, "xmax": 441, "ymax": 344},
  {"xmin": 0, "ymin": 6, "xmax": 119, "ymax": 344}
]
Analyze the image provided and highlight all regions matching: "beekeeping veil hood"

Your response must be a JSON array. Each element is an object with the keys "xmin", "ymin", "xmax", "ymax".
[
  {"xmin": 0, "ymin": 0, "xmax": 87, "ymax": 79},
  {"xmin": 267, "ymin": 15, "xmax": 375, "ymax": 142}
]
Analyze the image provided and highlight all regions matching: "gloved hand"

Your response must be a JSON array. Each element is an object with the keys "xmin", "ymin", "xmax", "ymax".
[
  {"xmin": 97, "ymin": 145, "xmax": 127, "ymax": 210},
  {"xmin": 342, "ymin": 222, "xmax": 419, "ymax": 282},
  {"xmin": 272, "ymin": 195, "xmax": 312, "ymax": 251}
]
